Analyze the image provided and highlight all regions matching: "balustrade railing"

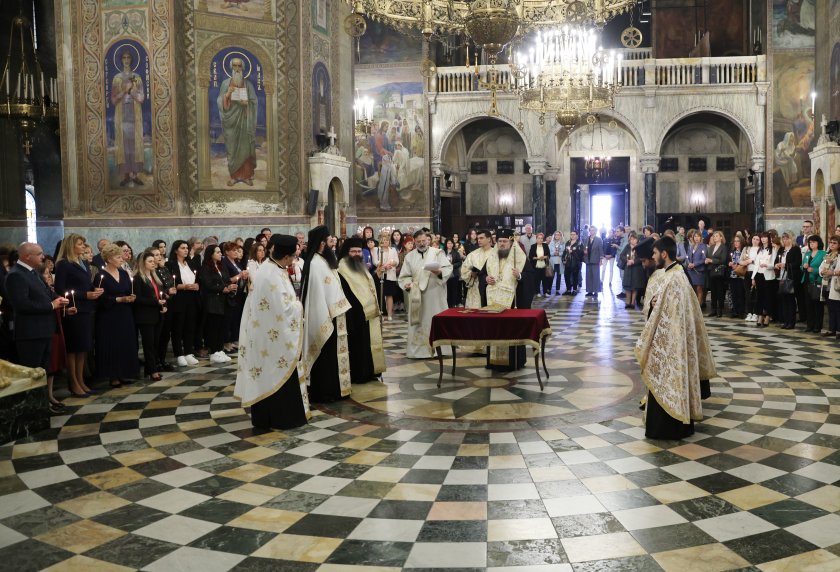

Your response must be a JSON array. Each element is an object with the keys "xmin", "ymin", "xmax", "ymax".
[{"xmin": 432, "ymin": 53, "xmax": 766, "ymax": 94}]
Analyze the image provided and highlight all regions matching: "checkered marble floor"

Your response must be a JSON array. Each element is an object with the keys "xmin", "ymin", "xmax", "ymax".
[{"xmin": 1, "ymin": 287, "xmax": 840, "ymax": 571}]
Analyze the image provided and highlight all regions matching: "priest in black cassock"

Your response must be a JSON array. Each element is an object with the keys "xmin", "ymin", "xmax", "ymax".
[
  {"xmin": 234, "ymin": 234, "xmax": 309, "ymax": 429},
  {"xmin": 301, "ymin": 225, "xmax": 352, "ymax": 403},
  {"xmin": 337, "ymin": 237, "xmax": 386, "ymax": 383}
]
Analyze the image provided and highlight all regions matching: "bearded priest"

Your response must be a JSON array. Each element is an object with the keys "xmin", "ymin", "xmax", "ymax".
[
  {"xmin": 301, "ymin": 225, "xmax": 352, "ymax": 402},
  {"xmin": 337, "ymin": 237, "xmax": 386, "ymax": 383},
  {"xmin": 635, "ymin": 236, "xmax": 717, "ymax": 439},
  {"xmin": 234, "ymin": 234, "xmax": 309, "ymax": 429},
  {"xmin": 398, "ymin": 229, "xmax": 452, "ymax": 358}
]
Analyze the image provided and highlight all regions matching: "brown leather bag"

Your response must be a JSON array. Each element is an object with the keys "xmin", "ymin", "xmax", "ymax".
[{"xmin": 733, "ymin": 264, "xmax": 748, "ymax": 278}]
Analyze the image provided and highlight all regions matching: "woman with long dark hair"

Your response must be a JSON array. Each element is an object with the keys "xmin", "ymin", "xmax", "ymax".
[
  {"xmin": 134, "ymin": 251, "xmax": 166, "ymax": 381},
  {"xmin": 221, "ymin": 242, "xmax": 248, "ymax": 354},
  {"xmin": 751, "ymin": 232, "xmax": 778, "ymax": 328},
  {"xmin": 443, "ymin": 238, "xmax": 463, "ymax": 307},
  {"xmin": 154, "ymin": 247, "xmax": 177, "ymax": 370},
  {"xmin": 802, "ymin": 235, "xmax": 826, "ymax": 333},
  {"xmin": 727, "ymin": 235, "xmax": 746, "ymax": 319},
  {"xmin": 198, "ymin": 244, "xmax": 235, "ymax": 363},
  {"xmin": 166, "ymin": 240, "xmax": 201, "ymax": 367}
]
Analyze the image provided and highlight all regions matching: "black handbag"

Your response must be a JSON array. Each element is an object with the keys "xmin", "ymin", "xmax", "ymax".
[
  {"xmin": 710, "ymin": 264, "xmax": 726, "ymax": 278},
  {"xmin": 808, "ymin": 282, "xmax": 823, "ymax": 302},
  {"xmin": 779, "ymin": 278, "xmax": 794, "ymax": 295}
]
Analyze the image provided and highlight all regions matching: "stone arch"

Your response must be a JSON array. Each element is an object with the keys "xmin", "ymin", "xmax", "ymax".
[
  {"xmin": 549, "ymin": 109, "xmax": 645, "ymax": 158},
  {"xmin": 655, "ymin": 107, "xmax": 756, "ymax": 158},
  {"xmin": 467, "ymin": 127, "xmax": 528, "ymax": 163},
  {"xmin": 435, "ymin": 112, "xmax": 534, "ymax": 165},
  {"xmin": 660, "ymin": 123, "xmax": 741, "ymax": 159}
]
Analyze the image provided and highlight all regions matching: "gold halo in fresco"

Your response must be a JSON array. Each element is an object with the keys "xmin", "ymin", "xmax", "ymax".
[{"xmin": 349, "ymin": 357, "xmax": 637, "ymax": 422}]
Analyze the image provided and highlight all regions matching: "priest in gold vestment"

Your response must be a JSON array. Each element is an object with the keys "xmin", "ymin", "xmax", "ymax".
[
  {"xmin": 635, "ymin": 236, "xmax": 716, "ymax": 439},
  {"xmin": 337, "ymin": 237, "xmax": 386, "ymax": 383}
]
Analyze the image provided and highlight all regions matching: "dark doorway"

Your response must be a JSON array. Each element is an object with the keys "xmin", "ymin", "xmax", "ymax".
[{"xmin": 326, "ymin": 179, "xmax": 339, "ymax": 233}]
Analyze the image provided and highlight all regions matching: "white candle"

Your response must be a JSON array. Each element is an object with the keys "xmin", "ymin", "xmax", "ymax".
[{"xmin": 811, "ymin": 91, "xmax": 816, "ymax": 115}]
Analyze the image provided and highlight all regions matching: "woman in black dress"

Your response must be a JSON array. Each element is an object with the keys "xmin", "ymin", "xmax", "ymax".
[
  {"xmin": 221, "ymin": 242, "xmax": 248, "ymax": 354},
  {"xmin": 55, "ymin": 233, "xmax": 103, "ymax": 396},
  {"xmin": 153, "ymin": 248, "xmax": 177, "ymax": 370},
  {"xmin": 443, "ymin": 238, "xmax": 463, "ymax": 307},
  {"xmin": 134, "ymin": 251, "xmax": 167, "ymax": 381},
  {"xmin": 95, "ymin": 243, "xmax": 138, "ymax": 387},
  {"xmin": 198, "ymin": 245, "xmax": 235, "ymax": 364}
]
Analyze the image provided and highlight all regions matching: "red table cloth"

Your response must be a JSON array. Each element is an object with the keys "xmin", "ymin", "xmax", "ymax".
[{"xmin": 429, "ymin": 308, "xmax": 552, "ymax": 352}]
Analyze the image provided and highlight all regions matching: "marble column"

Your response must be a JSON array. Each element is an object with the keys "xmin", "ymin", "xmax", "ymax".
[
  {"xmin": 640, "ymin": 156, "xmax": 660, "ymax": 229},
  {"xmin": 529, "ymin": 161, "xmax": 547, "ymax": 233},
  {"xmin": 432, "ymin": 169, "xmax": 442, "ymax": 235},
  {"xmin": 545, "ymin": 178, "xmax": 557, "ymax": 234},
  {"xmin": 752, "ymin": 156, "xmax": 765, "ymax": 233}
]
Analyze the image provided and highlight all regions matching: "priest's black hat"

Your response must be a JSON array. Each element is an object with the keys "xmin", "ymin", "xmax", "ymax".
[
  {"xmin": 338, "ymin": 236, "xmax": 365, "ymax": 260},
  {"xmin": 269, "ymin": 234, "xmax": 297, "ymax": 258},
  {"xmin": 308, "ymin": 225, "xmax": 330, "ymax": 249},
  {"xmin": 497, "ymin": 228, "xmax": 514, "ymax": 239},
  {"xmin": 635, "ymin": 237, "xmax": 655, "ymax": 259}
]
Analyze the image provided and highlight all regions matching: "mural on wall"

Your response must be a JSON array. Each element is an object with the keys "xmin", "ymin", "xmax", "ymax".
[
  {"xmin": 772, "ymin": 53, "xmax": 815, "ymax": 208},
  {"xmin": 772, "ymin": 0, "xmax": 815, "ymax": 50},
  {"xmin": 354, "ymin": 66, "xmax": 426, "ymax": 214},
  {"xmin": 312, "ymin": 0, "xmax": 328, "ymax": 34},
  {"xmin": 205, "ymin": 0, "xmax": 264, "ymax": 19},
  {"xmin": 832, "ymin": 43, "xmax": 840, "ymax": 123},
  {"xmin": 105, "ymin": 39, "xmax": 153, "ymax": 191},
  {"xmin": 104, "ymin": 0, "xmax": 148, "ymax": 6},
  {"xmin": 358, "ymin": 20, "xmax": 423, "ymax": 64},
  {"xmin": 312, "ymin": 62, "xmax": 331, "ymax": 145},
  {"xmin": 654, "ymin": 1, "xmax": 745, "ymax": 59},
  {"xmin": 208, "ymin": 47, "xmax": 267, "ymax": 189}
]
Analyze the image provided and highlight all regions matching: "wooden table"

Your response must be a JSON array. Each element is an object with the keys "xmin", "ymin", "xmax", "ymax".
[{"xmin": 429, "ymin": 308, "xmax": 552, "ymax": 389}]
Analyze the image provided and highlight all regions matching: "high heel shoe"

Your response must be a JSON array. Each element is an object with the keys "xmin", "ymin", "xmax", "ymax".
[{"xmin": 149, "ymin": 373, "xmax": 162, "ymax": 381}]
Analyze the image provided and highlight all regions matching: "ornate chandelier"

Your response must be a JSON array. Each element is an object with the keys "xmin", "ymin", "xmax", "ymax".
[
  {"xmin": 512, "ymin": 25, "xmax": 621, "ymax": 129},
  {"xmin": 0, "ymin": 12, "xmax": 59, "ymax": 155}
]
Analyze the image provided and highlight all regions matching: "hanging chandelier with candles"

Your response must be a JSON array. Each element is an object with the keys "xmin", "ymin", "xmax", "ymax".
[
  {"xmin": 1, "ymin": 11, "xmax": 59, "ymax": 154},
  {"xmin": 511, "ymin": 25, "xmax": 622, "ymax": 130}
]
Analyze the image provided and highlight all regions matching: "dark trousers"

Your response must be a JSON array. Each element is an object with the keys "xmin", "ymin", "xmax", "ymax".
[
  {"xmin": 551, "ymin": 264, "xmax": 562, "ymax": 293},
  {"xmin": 827, "ymin": 299, "xmax": 840, "ymax": 333},
  {"xmin": 745, "ymin": 279, "xmax": 756, "ymax": 315},
  {"xmin": 755, "ymin": 276, "xmax": 777, "ymax": 317},
  {"xmin": 709, "ymin": 275, "xmax": 727, "ymax": 312},
  {"xmin": 138, "ymin": 322, "xmax": 161, "ymax": 376},
  {"xmin": 564, "ymin": 263, "xmax": 580, "ymax": 291},
  {"xmin": 225, "ymin": 301, "xmax": 243, "ymax": 344},
  {"xmin": 795, "ymin": 282, "xmax": 808, "ymax": 322},
  {"xmin": 780, "ymin": 293, "xmax": 797, "ymax": 327},
  {"xmin": 171, "ymin": 296, "xmax": 199, "ymax": 357},
  {"xmin": 204, "ymin": 312, "xmax": 225, "ymax": 353},
  {"xmin": 729, "ymin": 277, "xmax": 745, "ymax": 316},
  {"xmin": 157, "ymin": 312, "xmax": 171, "ymax": 364},
  {"xmin": 446, "ymin": 278, "xmax": 461, "ymax": 308},
  {"xmin": 805, "ymin": 298, "xmax": 824, "ymax": 332},
  {"xmin": 15, "ymin": 338, "xmax": 51, "ymax": 370},
  {"xmin": 533, "ymin": 268, "xmax": 552, "ymax": 295}
]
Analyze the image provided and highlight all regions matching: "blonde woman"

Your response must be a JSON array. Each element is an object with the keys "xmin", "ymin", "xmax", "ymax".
[
  {"xmin": 55, "ymin": 234, "xmax": 104, "ymax": 396},
  {"xmin": 704, "ymin": 230, "xmax": 728, "ymax": 318},
  {"xmin": 374, "ymin": 231, "xmax": 400, "ymax": 320}
]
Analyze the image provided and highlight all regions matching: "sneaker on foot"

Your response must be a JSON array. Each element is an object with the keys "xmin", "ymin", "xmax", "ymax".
[
  {"xmin": 210, "ymin": 352, "xmax": 227, "ymax": 364},
  {"xmin": 185, "ymin": 354, "xmax": 199, "ymax": 366},
  {"xmin": 176, "ymin": 356, "xmax": 188, "ymax": 367}
]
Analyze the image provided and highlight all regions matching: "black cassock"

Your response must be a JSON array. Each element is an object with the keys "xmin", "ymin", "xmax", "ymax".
[
  {"xmin": 250, "ymin": 369, "xmax": 308, "ymax": 430},
  {"xmin": 339, "ymin": 274, "xmax": 379, "ymax": 384},
  {"xmin": 478, "ymin": 252, "xmax": 536, "ymax": 372}
]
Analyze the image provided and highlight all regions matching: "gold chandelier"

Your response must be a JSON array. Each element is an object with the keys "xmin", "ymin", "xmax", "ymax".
[
  {"xmin": 512, "ymin": 26, "xmax": 622, "ymax": 130},
  {"xmin": 1, "ymin": 13, "xmax": 59, "ymax": 155}
]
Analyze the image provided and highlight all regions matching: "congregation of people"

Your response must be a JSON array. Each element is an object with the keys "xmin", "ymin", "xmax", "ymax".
[{"xmin": 1, "ymin": 216, "xmax": 838, "ymax": 434}]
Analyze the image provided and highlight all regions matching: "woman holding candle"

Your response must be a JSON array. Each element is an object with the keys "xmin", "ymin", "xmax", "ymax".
[
  {"xmin": 55, "ymin": 233, "xmax": 103, "ymax": 396},
  {"xmin": 153, "ymin": 247, "xmax": 177, "ymax": 370},
  {"xmin": 41, "ymin": 264, "xmax": 72, "ymax": 411},
  {"xmin": 221, "ymin": 242, "xmax": 248, "ymax": 354},
  {"xmin": 166, "ymin": 240, "xmax": 201, "ymax": 367},
  {"xmin": 95, "ymin": 243, "xmax": 138, "ymax": 387},
  {"xmin": 198, "ymin": 244, "xmax": 235, "ymax": 364},
  {"xmin": 134, "ymin": 251, "xmax": 166, "ymax": 381}
]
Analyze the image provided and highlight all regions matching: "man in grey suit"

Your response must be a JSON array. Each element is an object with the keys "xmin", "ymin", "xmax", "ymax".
[{"xmin": 583, "ymin": 225, "xmax": 603, "ymax": 298}]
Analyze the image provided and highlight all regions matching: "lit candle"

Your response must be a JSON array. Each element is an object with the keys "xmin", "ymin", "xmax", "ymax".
[
  {"xmin": 98, "ymin": 273, "xmax": 104, "ymax": 288},
  {"xmin": 130, "ymin": 276, "xmax": 134, "ymax": 295},
  {"xmin": 811, "ymin": 91, "xmax": 816, "ymax": 115},
  {"xmin": 70, "ymin": 290, "xmax": 76, "ymax": 308},
  {"xmin": 63, "ymin": 291, "xmax": 69, "ymax": 316}
]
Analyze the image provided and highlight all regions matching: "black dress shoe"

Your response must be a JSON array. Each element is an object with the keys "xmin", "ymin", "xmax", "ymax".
[
  {"xmin": 160, "ymin": 362, "xmax": 175, "ymax": 372},
  {"xmin": 617, "ymin": 292, "xmax": 626, "ymax": 299}
]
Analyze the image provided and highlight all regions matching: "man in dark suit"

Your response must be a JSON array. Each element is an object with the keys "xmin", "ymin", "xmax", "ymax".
[
  {"xmin": 91, "ymin": 238, "xmax": 109, "ymax": 269},
  {"xmin": 584, "ymin": 225, "xmax": 604, "ymax": 299},
  {"xmin": 795, "ymin": 220, "xmax": 814, "ymax": 248},
  {"xmin": 4, "ymin": 243, "xmax": 70, "ymax": 370}
]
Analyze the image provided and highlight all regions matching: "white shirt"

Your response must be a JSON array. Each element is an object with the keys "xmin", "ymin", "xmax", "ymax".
[{"xmin": 178, "ymin": 261, "xmax": 196, "ymax": 285}]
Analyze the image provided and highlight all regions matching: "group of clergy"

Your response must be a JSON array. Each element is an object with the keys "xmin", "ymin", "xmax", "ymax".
[
  {"xmin": 233, "ymin": 226, "xmax": 387, "ymax": 430},
  {"xmin": 232, "ymin": 225, "xmax": 715, "ymax": 443}
]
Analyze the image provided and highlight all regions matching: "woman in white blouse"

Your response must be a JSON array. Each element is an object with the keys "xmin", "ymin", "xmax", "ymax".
[
  {"xmin": 740, "ymin": 234, "xmax": 761, "ymax": 322},
  {"xmin": 374, "ymin": 232, "xmax": 400, "ymax": 321},
  {"xmin": 750, "ymin": 232, "xmax": 779, "ymax": 328}
]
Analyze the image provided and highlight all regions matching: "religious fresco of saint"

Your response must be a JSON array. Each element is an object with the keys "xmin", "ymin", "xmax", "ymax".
[
  {"xmin": 312, "ymin": 63, "xmax": 332, "ymax": 145},
  {"xmin": 104, "ymin": 39, "xmax": 153, "ymax": 192},
  {"xmin": 772, "ymin": 53, "xmax": 815, "ymax": 208},
  {"xmin": 208, "ymin": 47, "xmax": 267, "ymax": 189},
  {"xmin": 354, "ymin": 66, "xmax": 426, "ymax": 215},
  {"xmin": 312, "ymin": 0, "xmax": 328, "ymax": 34},
  {"xmin": 205, "ymin": 0, "xmax": 264, "ymax": 19},
  {"xmin": 772, "ymin": 0, "xmax": 815, "ymax": 49}
]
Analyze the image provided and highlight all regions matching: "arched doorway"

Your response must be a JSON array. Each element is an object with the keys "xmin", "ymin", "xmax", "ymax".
[{"xmin": 656, "ymin": 112, "xmax": 752, "ymax": 237}]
